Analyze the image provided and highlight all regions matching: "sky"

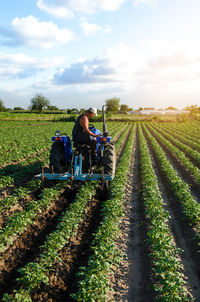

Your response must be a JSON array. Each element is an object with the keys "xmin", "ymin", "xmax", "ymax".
[{"xmin": 0, "ymin": 0, "xmax": 200, "ymax": 110}]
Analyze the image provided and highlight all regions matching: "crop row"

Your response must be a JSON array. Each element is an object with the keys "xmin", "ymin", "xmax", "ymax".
[
  {"xmin": 147, "ymin": 124, "xmax": 200, "ymax": 185},
  {"xmin": 158, "ymin": 121, "xmax": 200, "ymax": 140},
  {"xmin": 152, "ymin": 123, "xmax": 200, "ymax": 147},
  {"xmin": 142, "ymin": 124, "xmax": 200, "ymax": 244},
  {"xmin": 1, "ymin": 122, "xmax": 131, "ymax": 300},
  {"xmin": 0, "ymin": 150, "xmax": 49, "ymax": 192},
  {"xmin": 0, "ymin": 122, "xmax": 76, "ymax": 166},
  {"xmin": 150, "ymin": 123, "xmax": 200, "ymax": 153},
  {"xmin": 2, "ymin": 180, "xmax": 99, "ymax": 301},
  {"xmin": 115, "ymin": 123, "xmax": 132, "ymax": 153},
  {"xmin": 0, "ymin": 120, "xmax": 51, "ymax": 129},
  {"xmin": 0, "ymin": 121, "xmax": 125, "ymax": 168},
  {"xmin": 138, "ymin": 124, "xmax": 191, "ymax": 301},
  {"xmin": 2, "ymin": 124, "xmax": 135, "ymax": 301},
  {"xmin": 0, "ymin": 121, "xmax": 128, "ymax": 238},
  {"xmin": 0, "ymin": 179, "xmax": 42, "ymax": 213},
  {"xmin": 0, "ymin": 120, "xmax": 120, "ymax": 154},
  {"xmin": 0, "ymin": 181, "xmax": 68, "ymax": 254},
  {"xmin": 150, "ymin": 124, "xmax": 200, "ymax": 167},
  {"xmin": 73, "ymin": 124, "xmax": 135, "ymax": 301}
]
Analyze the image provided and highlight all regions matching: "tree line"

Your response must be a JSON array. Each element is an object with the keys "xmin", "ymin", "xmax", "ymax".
[
  {"xmin": 1, "ymin": 94, "xmax": 200, "ymax": 116},
  {"xmin": 0, "ymin": 95, "xmax": 127, "ymax": 115}
]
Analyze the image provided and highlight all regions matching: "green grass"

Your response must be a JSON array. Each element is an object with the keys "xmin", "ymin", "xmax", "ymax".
[{"xmin": 0, "ymin": 112, "xmax": 70, "ymax": 121}]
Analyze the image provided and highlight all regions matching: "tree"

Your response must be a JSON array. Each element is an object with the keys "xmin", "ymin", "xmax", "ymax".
[
  {"xmin": 66, "ymin": 108, "xmax": 79, "ymax": 114},
  {"xmin": 105, "ymin": 97, "xmax": 120, "ymax": 116},
  {"xmin": 71, "ymin": 108, "xmax": 79, "ymax": 114},
  {"xmin": 14, "ymin": 107, "xmax": 24, "ymax": 111},
  {"xmin": 47, "ymin": 105, "xmax": 59, "ymax": 111},
  {"xmin": 30, "ymin": 94, "xmax": 50, "ymax": 112},
  {"xmin": 120, "ymin": 104, "xmax": 129, "ymax": 114},
  {"xmin": 0, "ymin": 99, "xmax": 6, "ymax": 112}
]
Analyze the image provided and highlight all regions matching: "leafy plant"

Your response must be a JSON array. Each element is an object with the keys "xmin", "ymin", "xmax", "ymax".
[{"xmin": 138, "ymin": 124, "xmax": 192, "ymax": 301}]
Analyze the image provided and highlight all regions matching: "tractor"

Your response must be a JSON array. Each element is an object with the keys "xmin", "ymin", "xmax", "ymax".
[{"xmin": 35, "ymin": 106, "xmax": 116, "ymax": 186}]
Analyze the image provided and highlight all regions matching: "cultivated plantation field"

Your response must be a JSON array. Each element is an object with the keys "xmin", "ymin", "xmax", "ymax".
[{"xmin": 0, "ymin": 119, "xmax": 200, "ymax": 301}]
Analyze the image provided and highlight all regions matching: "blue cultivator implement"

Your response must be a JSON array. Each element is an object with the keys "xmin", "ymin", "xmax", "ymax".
[{"xmin": 35, "ymin": 106, "xmax": 115, "ymax": 184}]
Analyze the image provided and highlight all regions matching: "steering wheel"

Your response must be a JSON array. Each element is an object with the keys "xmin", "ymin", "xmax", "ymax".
[{"xmin": 89, "ymin": 123, "xmax": 95, "ymax": 129}]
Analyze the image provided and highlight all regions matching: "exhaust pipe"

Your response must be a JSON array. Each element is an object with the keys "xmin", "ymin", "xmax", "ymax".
[{"xmin": 102, "ymin": 105, "xmax": 108, "ymax": 137}]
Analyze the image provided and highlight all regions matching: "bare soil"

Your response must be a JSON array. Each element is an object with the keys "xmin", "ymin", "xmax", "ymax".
[
  {"xmin": 31, "ymin": 190, "xmax": 104, "ymax": 302},
  {"xmin": 0, "ymin": 184, "xmax": 76, "ymax": 299}
]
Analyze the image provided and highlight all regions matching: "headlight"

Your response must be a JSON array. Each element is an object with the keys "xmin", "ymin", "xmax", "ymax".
[{"xmin": 55, "ymin": 130, "xmax": 61, "ymax": 136}]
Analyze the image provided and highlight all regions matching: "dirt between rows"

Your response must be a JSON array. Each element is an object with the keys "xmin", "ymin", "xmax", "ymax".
[
  {"xmin": 107, "ymin": 125, "xmax": 200, "ymax": 302},
  {"xmin": 108, "ymin": 126, "xmax": 155, "ymax": 302},
  {"xmin": 143, "ymin": 126, "xmax": 200, "ymax": 300},
  {"xmin": 0, "ymin": 184, "xmax": 76, "ymax": 299},
  {"xmin": 0, "ymin": 194, "xmax": 31, "ymax": 229},
  {"xmin": 0, "ymin": 186, "xmax": 43, "ymax": 229},
  {"xmin": 31, "ymin": 191, "xmax": 104, "ymax": 302}
]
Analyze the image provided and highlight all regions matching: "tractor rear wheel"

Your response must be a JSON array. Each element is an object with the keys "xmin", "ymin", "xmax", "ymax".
[
  {"xmin": 49, "ymin": 141, "xmax": 66, "ymax": 173},
  {"xmin": 102, "ymin": 142, "xmax": 116, "ymax": 176}
]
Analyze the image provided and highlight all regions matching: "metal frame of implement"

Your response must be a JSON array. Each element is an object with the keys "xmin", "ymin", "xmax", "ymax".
[{"xmin": 35, "ymin": 153, "xmax": 114, "ymax": 181}]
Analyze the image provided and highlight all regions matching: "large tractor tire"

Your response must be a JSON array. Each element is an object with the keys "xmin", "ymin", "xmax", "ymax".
[
  {"xmin": 102, "ymin": 142, "xmax": 116, "ymax": 176},
  {"xmin": 49, "ymin": 141, "xmax": 66, "ymax": 173}
]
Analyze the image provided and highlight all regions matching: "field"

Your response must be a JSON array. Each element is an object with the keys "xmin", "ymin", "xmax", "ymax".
[
  {"xmin": 0, "ymin": 112, "xmax": 70, "ymax": 121},
  {"xmin": 109, "ymin": 113, "xmax": 184, "ymax": 121},
  {"xmin": 0, "ymin": 119, "xmax": 200, "ymax": 301}
]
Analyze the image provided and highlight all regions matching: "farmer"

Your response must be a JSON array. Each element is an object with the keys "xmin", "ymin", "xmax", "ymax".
[{"xmin": 72, "ymin": 107, "xmax": 100, "ymax": 144}]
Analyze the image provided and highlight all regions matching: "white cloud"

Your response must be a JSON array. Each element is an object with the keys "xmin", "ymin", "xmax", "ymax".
[
  {"xmin": 52, "ymin": 42, "xmax": 200, "ymax": 101},
  {"xmin": 137, "ymin": 53, "xmax": 200, "ymax": 88},
  {"xmin": 98, "ymin": 0, "xmax": 125, "ymax": 11},
  {"xmin": 80, "ymin": 22, "xmax": 111, "ymax": 36},
  {"xmin": 0, "ymin": 52, "xmax": 36, "ymax": 79},
  {"xmin": 2, "ymin": 41, "xmax": 200, "ymax": 110},
  {"xmin": 37, "ymin": 0, "xmax": 73, "ymax": 18},
  {"xmin": 53, "ymin": 44, "xmax": 144, "ymax": 87},
  {"xmin": 12, "ymin": 15, "xmax": 74, "ymax": 49},
  {"xmin": 36, "ymin": 0, "xmax": 125, "ymax": 17},
  {"xmin": 134, "ymin": 0, "xmax": 157, "ymax": 7},
  {"xmin": 0, "ymin": 15, "xmax": 74, "ymax": 49},
  {"xmin": 0, "ymin": 52, "xmax": 66, "ymax": 79}
]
